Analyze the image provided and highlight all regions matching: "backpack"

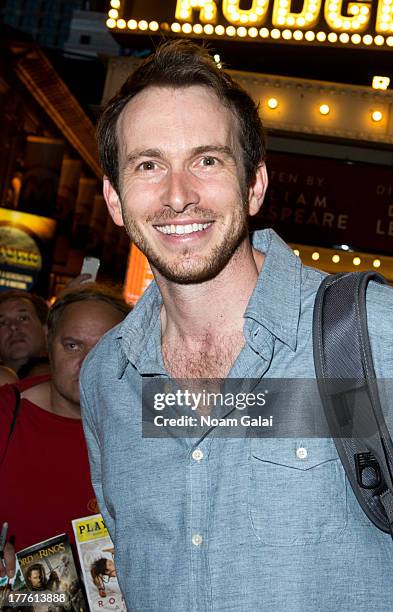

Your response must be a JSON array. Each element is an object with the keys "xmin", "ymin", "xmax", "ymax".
[{"xmin": 313, "ymin": 271, "xmax": 393, "ymax": 535}]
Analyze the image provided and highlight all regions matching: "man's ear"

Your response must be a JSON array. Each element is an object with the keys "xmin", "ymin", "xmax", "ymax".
[
  {"xmin": 248, "ymin": 162, "xmax": 268, "ymax": 217},
  {"xmin": 103, "ymin": 176, "xmax": 124, "ymax": 227}
]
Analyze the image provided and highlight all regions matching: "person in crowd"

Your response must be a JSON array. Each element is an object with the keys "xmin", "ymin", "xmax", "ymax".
[
  {"xmin": 80, "ymin": 40, "xmax": 393, "ymax": 611},
  {"xmin": 0, "ymin": 290, "xmax": 49, "ymax": 377},
  {"xmin": 0, "ymin": 285, "xmax": 130, "ymax": 581}
]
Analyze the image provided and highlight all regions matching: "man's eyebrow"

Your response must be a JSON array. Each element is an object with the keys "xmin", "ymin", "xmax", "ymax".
[
  {"xmin": 123, "ymin": 149, "xmax": 164, "ymax": 169},
  {"xmin": 123, "ymin": 145, "xmax": 236, "ymax": 169},
  {"xmin": 0, "ymin": 307, "xmax": 30, "ymax": 318},
  {"xmin": 190, "ymin": 145, "xmax": 236, "ymax": 160},
  {"xmin": 61, "ymin": 336, "xmax": 82, "ymax": 343}
]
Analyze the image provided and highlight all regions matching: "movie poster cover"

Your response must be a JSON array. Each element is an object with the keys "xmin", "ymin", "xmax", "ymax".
[
  {"xmin": 72, "ymin": 515, "xmax": 126, "ymax": 612},
  {"xmin": 16, "ymin": 533, "xmax": 87, "ymax": 612}
]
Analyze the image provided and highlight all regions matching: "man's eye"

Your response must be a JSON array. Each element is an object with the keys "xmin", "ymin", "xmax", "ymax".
[
  {"xmin": 201, "ymin": 156, "xmax": 218, "ymax": 167},
  {"xmin": 138, "ymin": 161, "xmax": 156, "ymax": 171},
  {"xmin": 19, "ymin": 315, "xmax": 29, "ymax": 322},
  {"xmin": 64, "ymin": 342, "xmax": 79, "ymax": 351}
]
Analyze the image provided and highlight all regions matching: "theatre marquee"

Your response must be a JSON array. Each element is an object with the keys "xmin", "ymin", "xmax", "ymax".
[{"xmin": 106, "ymin": 0, "xmax": 393, "ymax": 50}]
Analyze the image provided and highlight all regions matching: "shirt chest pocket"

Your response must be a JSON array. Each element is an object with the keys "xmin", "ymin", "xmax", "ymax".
[{"xmin": 248, "ymin": 438, "xmax": 347, "ymax": 546}]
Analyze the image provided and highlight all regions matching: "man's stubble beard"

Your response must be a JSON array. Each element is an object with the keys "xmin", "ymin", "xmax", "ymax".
[
  {"xmin": 121, "ymin": 199, "xmax": 250, "ymax": 285},
  {"xmin": 54, "ymin": 383, "xmax": 80, "ymax": 408},
  {"xmin": 50, "ymin": 374, "xmax": 81, "ymax": 410}
]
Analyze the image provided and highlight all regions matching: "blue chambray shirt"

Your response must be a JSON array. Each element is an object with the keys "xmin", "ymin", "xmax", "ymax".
[{"xmin": 80, "ymin": 229, "xmax": 393, "ymax": 612}]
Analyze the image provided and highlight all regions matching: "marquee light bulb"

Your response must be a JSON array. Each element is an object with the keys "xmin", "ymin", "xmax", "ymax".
[
  {"xmin": 267, "ymin": 97, "xmax": 279, "ymax": 109},
  {"xmin": 222, "ymin": 0, "xmax": 269, "ymax": 26},
  {"xmin": 372, "ymin": 75, "xmax": 390, "ymax": 89},
  {"xmin": 324, "ymin": 0, "xmax": 371, "ymax": 32},
  {"xmin": 175, "ymin": 0, "xmax": 217, "ymax": 24}
]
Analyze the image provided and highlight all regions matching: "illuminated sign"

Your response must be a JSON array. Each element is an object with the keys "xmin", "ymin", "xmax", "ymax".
[
  {"xmin": 255, "ymin": 151, "xmax": 393, "ymax": 255},
  {"xmin": 0, "ymin": 209, "xmax": 56, "ymax": 294},
  {"xmin": 106, "ymin": 0, "xmax": 393, "ymax": 49}
]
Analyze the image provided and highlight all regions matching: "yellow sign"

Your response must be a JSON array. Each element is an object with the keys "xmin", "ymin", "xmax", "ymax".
[
  {"xmin": 107, "ymin": 0, "xmax": 393, "ymax": 49},
  {"xmin": 73, "ymin": 516, "xmax": 108, "ymax": 543}
]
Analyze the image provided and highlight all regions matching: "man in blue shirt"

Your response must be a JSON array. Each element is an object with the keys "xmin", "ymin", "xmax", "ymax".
[{"xmin": 80, "ymin": 40, "xmax": 393, "ymax": 611}]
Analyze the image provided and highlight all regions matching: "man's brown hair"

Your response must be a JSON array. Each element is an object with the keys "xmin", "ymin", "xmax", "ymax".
[
  {"xmin": 0, "ymin": 290, "xmax": 48, "ymax": 324},
  {"xmin": 96, "ymin": 39, "xmax": 265, "ymax": 196}
]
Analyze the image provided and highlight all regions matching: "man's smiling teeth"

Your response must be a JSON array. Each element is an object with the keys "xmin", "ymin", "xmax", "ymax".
[{"xmin": 156, "ymin": 222, "xmax": 212, "ymax": 235}]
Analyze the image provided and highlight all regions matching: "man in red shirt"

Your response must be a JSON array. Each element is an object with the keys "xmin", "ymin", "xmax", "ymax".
[{"xmin": 0, "ymin": 285, "xmax": 130, "ymax": 578}]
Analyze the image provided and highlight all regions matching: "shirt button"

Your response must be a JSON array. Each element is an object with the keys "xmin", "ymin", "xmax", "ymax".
[
  {"xmin": 192, "ymin": 449, "xmax": 204, "ymax": 461},
  {"xmin": 296, "ymin": 447, "xmax": 308, "ymax": 460},
  {"xmin": 192, "ymin": 534, "xmax": 203, "ymax": 546}
]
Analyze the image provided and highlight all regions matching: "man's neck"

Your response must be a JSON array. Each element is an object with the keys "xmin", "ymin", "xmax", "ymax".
[
  {"xmin": 21, "ymin": 381, "xmax": 81, "ymax": 419},
  {"xmin": 49, "ymin": 385, "xmax": 81, "ymax": 419},
  {"xmin": 6, "ymin": 347, "xmax": 47, "ymax": 374},
  {"xmin": 157, "ymin": 240, "xmax": 265, "ymax": 348},
  {"xmin": 5, "ymin": 357, "xmax": 26, "ymax": 374}
]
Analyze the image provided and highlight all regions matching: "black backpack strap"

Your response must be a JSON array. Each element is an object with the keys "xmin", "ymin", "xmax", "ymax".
[
  {"xmin": 313, "ymin": 271, "xmax": 393, "ymax": 534},
  {"xmin": 7, "ymin": 385, "xmax": 21, "ymax": 444},
  {"xmin": 0, "ymin": 385, "xmax": 21, "ymax": 470}
]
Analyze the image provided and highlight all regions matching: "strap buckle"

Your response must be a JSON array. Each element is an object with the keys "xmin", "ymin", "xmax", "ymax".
[{"xmin": 355, "ymin": 452, "xmax": 382, "ymax": 490}]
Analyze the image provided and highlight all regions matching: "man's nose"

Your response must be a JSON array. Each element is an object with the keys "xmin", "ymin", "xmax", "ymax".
[
  {"xmin": 77, "ymin": 349, "xmax": 89, "ymax": 369},
  {"xmin": 161, "ymin": 170, "xmax": 200, "ymax": 213},
  {"xmin": 77, "ymin": 344, "xmax": 96, "ymax": 371}
]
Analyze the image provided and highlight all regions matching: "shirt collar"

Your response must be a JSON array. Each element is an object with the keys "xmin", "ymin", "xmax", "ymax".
[
  {"xmin": 117, "ymin": 228, "xmax": 302, "ymax": 375},
  {"xmin": 246, "ymin": 228, "xmax": 301, "ymax": 351},
  {"xmin": 115, "ymin": 280, "xmax": 164, "ymax": 377}
]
